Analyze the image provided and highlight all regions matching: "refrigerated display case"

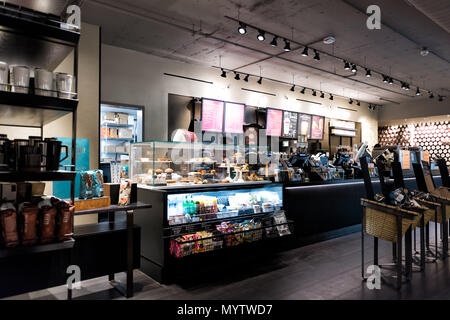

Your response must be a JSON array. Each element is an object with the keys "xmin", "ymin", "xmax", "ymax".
[
  {"xmin": 130, "ymin": 140, "xmax": 270, "ymax": 187},
  {"xmin": 100, "ymin": 103, "xmax": 143, "ymax": 163},
  {"xmin": 135, "ymin": 182, "xmax": 292, "ymax": 283}
]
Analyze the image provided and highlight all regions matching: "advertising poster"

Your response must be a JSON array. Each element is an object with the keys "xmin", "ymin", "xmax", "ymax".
[
  {"xmin": 282, "ymin": 111, "xmax": 299, "ymax": 139},
  {"xmin": 298, "ymin": 114, "xmax": 312, "ymax": 139},
  {"xmin": 266, "ymin": 109, "xmax": 283, "ymax": 137},
  {"xmin": 224, "ymin": 102, "xmax": 245, "ymax": 134},
  {"xmin": 311, "ymin": 115, "xmax": 324, "ymax": 140}
]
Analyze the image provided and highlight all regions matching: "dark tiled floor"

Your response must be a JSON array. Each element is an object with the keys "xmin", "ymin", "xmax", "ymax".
[{"xmin": 6, "ymin": 228, "xmax": 450, "ymax": 300}]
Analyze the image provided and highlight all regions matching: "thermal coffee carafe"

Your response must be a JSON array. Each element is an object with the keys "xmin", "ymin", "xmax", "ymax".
[
  {"xmin": 0, "ymin": 135, "xmax": 11, "ymax": 171},
  {"xmin": 44, "ymin": 138, "xmax": 68, "ymax": 171}
]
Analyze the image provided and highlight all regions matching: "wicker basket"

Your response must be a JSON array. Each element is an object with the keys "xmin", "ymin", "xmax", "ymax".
[
  {"xmin": 363, "ymin": 201, "xmax": 420, "ymax": 243},
  {"xmin": 430, "ymin": 204, "xmax": 450, "ymax": 224}
]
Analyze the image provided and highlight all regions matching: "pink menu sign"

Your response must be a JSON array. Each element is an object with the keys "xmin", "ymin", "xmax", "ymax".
[
  {"xmin": 201, "ymin": 99, "xmax": 224, "ymax": 132},
  {"xmin": 311, "ymin": 115, "xmax": 324, "ymax": 140},
  {"xmin": 224, "ymin": 102, "xmax": 245, "ymax": 133},
  {"xmin": 266, "ymin": 109, "xmax": 283, "ymax": 137}
]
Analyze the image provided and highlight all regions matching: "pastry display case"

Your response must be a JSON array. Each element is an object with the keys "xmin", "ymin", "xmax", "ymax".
[{"xmin": 130, "ymin": 140, "xmax": 270, "ymax": 187}]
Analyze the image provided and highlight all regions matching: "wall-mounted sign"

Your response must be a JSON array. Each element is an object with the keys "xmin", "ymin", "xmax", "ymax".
[
  {"xmin": 282, "ymin": 111, "xmax": 299, "ymax": 139},
  {"xmin": 224, "ymin": 102, "xmax": 245, "ymax": 134},
  {"xmin": 201, "ymin": 99, "xmax": 224, "ymax": 132},
  {"xmin": 331, "ymin": 128, "xmax": 356, "ymax": 137},
  {"xmin": 298, "ymin": 114, "xmax": 312, "ymax": 139},
  {"xmin": 266, "ymin": 109, "xmax": 283, "ymax": 137},
  {"xmin": 311, "ymin": 115, "xmax": 325, "ymax": 140},
  {"xmin": 330, "ymin": 119, "xmax": 355, "ymax": 130}
]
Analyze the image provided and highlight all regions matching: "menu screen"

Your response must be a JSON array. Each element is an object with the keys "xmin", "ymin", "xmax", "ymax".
[
  {"xmin": 266, "ymin": 109, "xmax": 283, "ymax": 137},
  {"xmin": 282, "ymin": 111, "xmax": 299, "ymax": 138},
  {"xmin": 311, "ymin": 115, "xmax": 324, "ymax": 140},
  {"xmin": 298, "ymin": 114, "xmax": 312, "ymax": 138},
  {"xmin": 201, "ymin": 99, "xmax": 224, "ymax": 132},
  {"xmin": 224, "ymin": 102, "xmax": 245, "ymax": 133}
]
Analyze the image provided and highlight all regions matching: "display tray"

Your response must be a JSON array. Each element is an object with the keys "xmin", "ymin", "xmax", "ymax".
[{"xmin": 138, "ymin": 180, "xmax": 271, "ymax": 190}]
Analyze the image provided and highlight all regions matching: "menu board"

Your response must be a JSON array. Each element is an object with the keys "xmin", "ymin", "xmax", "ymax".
[
  {"xmin": 201, "ymin": 99, "xmax": 224, "ymax": 132},
  {"xmin": 224, "ymin": 102, "xmax": 245, "ymax": 134},
  {"xmin": 266, "ymin": 109, "xmax": 283, "ymax": 137},
  {"xmin": 311, "ymin": 115, "xmax": 324, "ymax": 140},
  {"xmin": 298, "ymin": 114, "xmax": 312, "ymax": 138},
  {"xmin": 402, "ymin": 151, "xmax": 411, "ymax": 170},
  {"xmin": 282, "ymin": 111, "xmax": 299, "ymax": 139}
]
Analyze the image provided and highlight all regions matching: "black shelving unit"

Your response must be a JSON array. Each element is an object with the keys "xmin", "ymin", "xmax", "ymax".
[{"xmin": 0, "ymin": 2, "xmax": 80, "ymax": 299}]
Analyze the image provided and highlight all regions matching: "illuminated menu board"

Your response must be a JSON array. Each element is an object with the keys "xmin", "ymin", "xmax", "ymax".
[
  {"xmin": 266, "ymin": 109, "xmax": 283, "ymax": 137},
  {"xmin": 224, "ymin": 102, "xmax": 245, "ymax": 134},
  {"xmin": 201, "ymin": 99, "xmax": 224, "ymax": 132},
  {"xmin": 298, "ymin": 114, "xmax": 312, "ymax": 139},
  {"xmin": 311, "ymin": 115, "xmax": 325, "ymax": 140},
  {"xmin": 282, "ymin": 111, "xmax": 299, "ymax": 139}
]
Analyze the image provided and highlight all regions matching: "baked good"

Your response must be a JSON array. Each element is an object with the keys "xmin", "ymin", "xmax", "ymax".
[
  {"xmin": 210, "ymin": 170, "xmax": 216, "ymax": 174},
  {"xmin": 147, "ymin": 169, "xmax": 153, "ymax": 175},
  {"xmin": 180, "ymin": 179, "xmax": 190, "ymax": 183},
  {"xmin": 158, "ymin": 157, "xmax": 171, "ymax": 162},
  {"xmin": 155, "ymin": 169, "xmax": 163, "ymax": 175},
  {"xmin": 166, "ymin": 180, "xmax": 176, "ymax": 184},
  {"xmin": 165, "ymin": 168, "xmax": 174, "ymax": 174},
  {"xmin": 221, "ymin": 179, "xmax": 230, "ymax": 183}
]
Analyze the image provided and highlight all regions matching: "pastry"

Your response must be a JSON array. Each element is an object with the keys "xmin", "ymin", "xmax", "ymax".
[
  {"xmin": 210, "ymin": 170, "xmax": 216, "ymax": 174},
  {"xmin": 147, "ymin": 169, "xmax": 153, "ymax": 175},
  {"xmin": 155, "ymin": 169, "xmax": 163, "ymax": 175},
  {"xmin": 180, "ymin": 179, "xmax": 190, "ymax": 183},
  {"xmin": 165, "ymin": 168, "xmax": 174, "ymax": 174},
  {"xmin": 221, "ymin": 179, "xmax": 230, "ymax": 183},
  {"xmin": 158, "ymin": 158, "xmax": 171, "ymax": 162},
  {"xmin": 166, "ymin": 180, "xmax": 176, "ymax": 184}
]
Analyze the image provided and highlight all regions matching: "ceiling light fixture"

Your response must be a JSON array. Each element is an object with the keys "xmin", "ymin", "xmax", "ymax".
[
  {"xmin": 221, "ymin": 68, "xmax": 227, "ymax": 78},
  {"xmin": 382, "ymin": 75, "xmax": 388, "ymax": 83},
  {"xmin": 329, "ymin": 94, "xmax": 334, "ymax": 100},
  {"xmin": 420, "ymin": 47, "xmax": 429, "ymax": 57},
  {"xmin": 313, "ymin": 50, "xmax": 320, "ymax": 61},
  {"xmin": 257, "ymin": 30, "xmax": 265, "ymax": 41},
  {"xmin": 416, "ymin": 87, "xmax": 421, "ymax": 96},
  {"xmin": 344, "ymin": 60, "xmax": 351, "ymax": 70},
  {"xmin": 320, "ymin": 92, "xmax": 325, "ymax": 98},
  {"xmin": 312, "ymin": 90, "xmax": 317, "ymax": 97},
  {"xmin": 301, "ymin": 46, "xmax": 309, "ymax": 57},
  {"xmin": 388, "ymin": 78, "xmax": 394, "ymax": 85},
  {"xmin": 238, "ymin": 22, "xmax": 247, "ymax": 35},
  {"xmin": 290, "ymin": 84, "xmax": 295, "ymax": 92},
  {"xmin": 351, "ymin": 64, "xmax": 357, "ymax": 73},
  {"xmin": 438, "ymin": 95, "xmax": 444, "ymax": 102},
  {"xmin": 349, "ymin": 98, "xmax": 354, "ymax": 104},
  {"xmin": 257, "ymin": 77, "xmax": 263, "ymax": 85},
  {"xmin": 365, "ymin": 69, "xmax": 372, "ymax": 78},
  {"xmin": 244, "ymin": 74, "xmax": 249, "ymax": 82},
  {"xmin": 270, "ymin": 36, "xmax": 278, "ymax": 47},
  {"xmin": 300, "ymin": 87, "xmax": 306, "ymax": 94},
  {"xmin": 234, "ymin": 72, "xmax": 240, "ymax": 80},
  {"xmin": 323, "ymin": 36, "xmax": 335, "ymax": 45},
  {"xmin": 283, "ymin": 39, "xmax": 291, "ymax": 52},
  {"xmin": 429, "ymin": 91, "xmax": 434, "ymax": 99}
]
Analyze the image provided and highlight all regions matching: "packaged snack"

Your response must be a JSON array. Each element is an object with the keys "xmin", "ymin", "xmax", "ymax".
[
  {"xmin": 51, "ymin": 197, "xmax": 74, "ymax": 241},
  {"xmin": 38, "ymin": 198, "xmax": 57, "ymax": 244},
  {"xmin": 80, "ymin": 171, "xmax": 94, "ymax": 199},
  {"xmin": 93, "ymin": 169, "xmax": 104, "ymax": 197},
  {"xmin": 18, "ymin": 202, "xmax": 39, "ymax": 246},
  {"xmin": 0, "ymin": 202, "xmax": 19, "ymax": 248},
  {"xmin": 118, "ymin": 179, "xmax": 132, "ymax": 206}
]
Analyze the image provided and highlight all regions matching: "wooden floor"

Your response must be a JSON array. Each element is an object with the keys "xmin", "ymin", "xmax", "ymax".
[{"xmin": 5, "ymin": 227, "xmax": 450, "ymax": 300}]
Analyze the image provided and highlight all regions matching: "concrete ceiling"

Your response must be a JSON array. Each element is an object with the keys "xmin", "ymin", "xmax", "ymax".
[{"xmin": 76, "ymin": 0, "xmax": 450, "ymax": 105}]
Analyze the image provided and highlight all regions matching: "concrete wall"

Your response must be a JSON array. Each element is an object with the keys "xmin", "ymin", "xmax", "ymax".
[
  {"xmin": 378, "ymin": 98, "xmax": 450, "ymax": 126},
  {"xmin": 101, "ymin": 44, "xmax": 379, "ymax": 148}
]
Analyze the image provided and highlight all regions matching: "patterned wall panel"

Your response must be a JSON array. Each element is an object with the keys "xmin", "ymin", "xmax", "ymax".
[{"xmin": 378, "ymin": 121, "xmax": 450, "ymax": 165}]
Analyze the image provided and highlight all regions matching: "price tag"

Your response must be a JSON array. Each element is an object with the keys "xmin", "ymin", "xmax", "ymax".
[{"xmin": 402, "ymin": 151, "xmax": 411, "ymax": 170}]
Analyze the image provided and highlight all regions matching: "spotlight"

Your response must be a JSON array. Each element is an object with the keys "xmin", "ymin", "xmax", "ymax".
[
  {"xmin": 382, "ymin": 75, "xmax": 388, "ymax": 83},
  {"xmin": 300, "ymin": 87, "xmax": 306, "ymax": 94},
  {"xmin": 257, "ymin": 77, "xmax": 263, "ymax": 85},
  {"xmin": 313, "ymin": 50, "xmax": 320, "ymax": 61},
  {"xmin": 238, "ymin": 22, "xmax": 247, "ymax": 35},
  {"xmin": 388, "ymin": 78, "xmax": 394, "ymax": 85},
  {"xmin": 401, "ymin": 82, "xmax": 406, "ymax": 89},
  {"xmin": 357, "ymin": 101, "xmax": 361, "ymax": 106},
  {"xmin": 365, "ymin": 69, "xmax": 372, "ymax": 78},
  {"xmin": 344, "ymin": 60, "xmax": 351, "ymax": 70},
  {"xmin": 351, "ymin": 64, "xmax": 357, "ymax": 73},
  {"xmin": 438, "ymin": 95, "xmax": 444, "ymax": 102},
  {"xmin": 290, "ymin": 85, "xmax": 295, "ymax": 92},
  {"xmin": 416, "ymin": 87, "xmax": 421, "ymax": 96},
  {"xmin": 329, "ymin": 94, "xmax": 334, "ymax": 100},
  {"xmin": 349, "ymin": 98, "xmax": 354, "ymax": 104},
  {"xmin": 405, "ymin": 84, "xmax": 410, "ymax": 91},
  {"xmin": 301, "ymin": 47, "xmax": 309, "ymax": 57},
  {"xmin": 234, "ymin": 72, "xmax": 240, "ymax": 80},
  {"xmin": 429, "ymin": 91, "xmax": 434, "ymax": 99},
  {"xmin": 257, "ymin": 30, "xmax": 265, "ymax": 41},
  {"xmin": 270, "ymin": 36, "xmax": 278, "ymax": 47},
  {"xmin": 283, "ymin": 39, "xmax": 291, "ymax": 52},
  {"xmin": 320, "ymin": 92, "xmax": 325, "ymax": 98},
  {"xmin": 312, "ymin": 90, "xmax": 317, "ymax": 97},
  {"xmin": 221, "ymin": 68, "xmax": 227, "ymax": 78},
  {"xmin": 244, "ymin": 74, "xmax": 249, "ymax": 82}
]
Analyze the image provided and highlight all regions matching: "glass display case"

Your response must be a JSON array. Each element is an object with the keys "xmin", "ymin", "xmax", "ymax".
[{"xmin": 130, "ymin": 141, "xmax": 271, "ymax": 186}]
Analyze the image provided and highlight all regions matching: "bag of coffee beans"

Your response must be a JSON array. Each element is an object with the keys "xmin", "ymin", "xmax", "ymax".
[
  {"xmin": 0, "ymin": 202, "xmax": 19, "ymax": 248},
  {"xmin": 18, "ymin": 202, "xmax": 39, "ymax": 246}
]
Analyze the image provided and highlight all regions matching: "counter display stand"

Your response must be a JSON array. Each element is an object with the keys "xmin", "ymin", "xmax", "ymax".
[
  {"xmin": 0, "ymin": 3, "xmax": 79, "ymax": 299},
  {"xmin": 134, "ymin": 182, "xmax": 292, "ymax": 283}
]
